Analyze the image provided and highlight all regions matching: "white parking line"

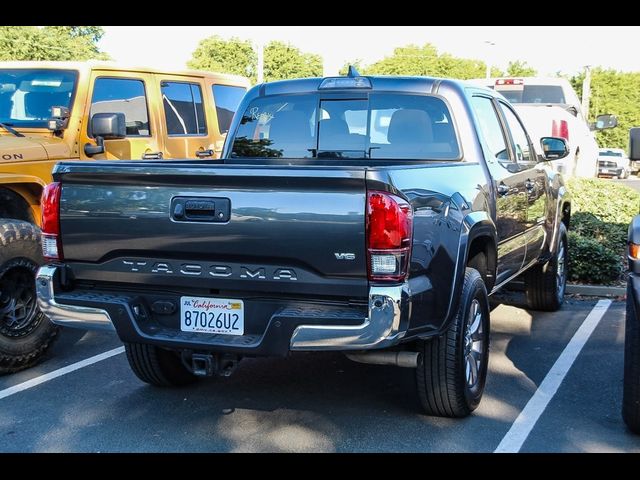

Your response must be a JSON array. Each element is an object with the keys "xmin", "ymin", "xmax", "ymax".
[
  {"xmin": 494, "ymin": 299, "xmax": 612, "ymax": 453},
  {"xmin": 0, "ymin": 346, "xmax": 125, "ymax": 401}
]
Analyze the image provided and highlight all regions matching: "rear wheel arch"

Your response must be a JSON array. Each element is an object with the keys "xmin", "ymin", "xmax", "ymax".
[{"xmin": 465, "ymin": 228, "xmax": 497, "ymax": 292}]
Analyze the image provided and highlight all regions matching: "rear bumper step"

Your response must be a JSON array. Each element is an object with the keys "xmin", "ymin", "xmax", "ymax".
[{"xmin": 36, "ymin": 265, "xmax": 409, "ymax": 354}]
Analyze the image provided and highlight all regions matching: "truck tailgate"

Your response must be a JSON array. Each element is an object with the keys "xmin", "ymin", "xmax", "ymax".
[{"xmin": 56, "ymin": 162, "xmax": 368, "ymax": 299}]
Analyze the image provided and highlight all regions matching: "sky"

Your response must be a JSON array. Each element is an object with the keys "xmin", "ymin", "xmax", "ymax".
[{"xmin": 99, "ymin": 26, "xmax": 640, "ymax": 77}]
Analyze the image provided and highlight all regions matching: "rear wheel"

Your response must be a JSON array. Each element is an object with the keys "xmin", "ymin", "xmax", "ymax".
[
  {"xmin": 125, "ymin": 342, "xmax": 198, "ymax": 387},
  {"xmin": 525, "ymin": 223, "xmax": 567, "ymax": 312},
  {"xmin": 0, "ymin": 220, "xmax": 58, "ymax": 374},
  {"xmin": 623, "ymin": 283, "xmax": 640, "ymax": 434},
  {"xmin": 415, "ymin": 268, "xmax": 490, "ymax": 417}
]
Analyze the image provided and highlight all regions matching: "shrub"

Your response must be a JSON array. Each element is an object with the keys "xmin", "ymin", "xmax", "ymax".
[
  {"xmin": 568, "ymin": 232, "xmax": 622, "ymax": 284},
  {"xmin": 566, "ymin": 177, "xmax": 639, "ymax": 284}
]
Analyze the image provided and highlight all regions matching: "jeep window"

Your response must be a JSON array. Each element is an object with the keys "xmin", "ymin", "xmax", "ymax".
[
  {"xmin": 231, "ymin": 94, "xmax": 459, "ymax": 160},
  {"xmin": 90, "ymin": 78, "xmax": 150, "ymax": 136},
  {"xmin": 495, "ymin": 85, "xmax": 566, "ymax": 104},
  {"xmin": 0, "ymin": 69, "xmax": 77, "ymax": 128},
  {"xmin": 212, "ymin": 85, "xmax": 246, "ymax": 134},
  {"xmin": 161, "ymin": 81, "xmax": 206, "ymax": 136},
  {"xmin": 470, "ymin": 96, "xmax": 509, "ymax": 161}
]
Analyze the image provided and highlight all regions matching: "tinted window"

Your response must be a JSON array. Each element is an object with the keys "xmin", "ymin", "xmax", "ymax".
[
  {"xmin": 213, "ymin": 84, "xmax": 246, "ymax": 134},
  {"xmin": 91, "ymin": 78, "xmax": 149, "ymax": 136},
  {"xmin": 230, "ymin": 94, "xmax": 459, "ymax": 160},
  {"xmin": 599, "ymin": 150, "xmax": 623, "ymax": 157},
  {"xmin": 0, "ymin": 69, "xmax": 77, "ymax": 128},
  {"xmin": 161, "ymin": 81, "xmax": 206, "ymax": 135},
  {"xmin": 499, "ymin": 102, "xmax": 533, "ymax": 163},
  {"xmin": 495, "ymin": 85, "xmax": 566, "ymax": 104},
  {"xmin": 471, "ymin": 96, "xmax": 509, "ymax": 161}
]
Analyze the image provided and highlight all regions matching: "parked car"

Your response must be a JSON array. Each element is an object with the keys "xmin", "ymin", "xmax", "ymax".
[
  {"xmin": 623, "ymin": 129, "xmax": 640, "ymax": 433},
  {"xmin": 469, "ymin": 76, "xmax": 616, "ymax": 178},
  {"xmin": 598, "ymin": 147, "xmax": 630, "ymax": 179},
  {"xmin": 0, "ymin": 61, "xmax": 249, "ymax": 373},
  {"xmin": 35, "ymin": 70, "xmax": 571, "ymax": 417}
]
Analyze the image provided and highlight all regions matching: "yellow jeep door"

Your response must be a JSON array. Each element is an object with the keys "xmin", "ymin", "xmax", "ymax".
[
  {"xmin": 154, "ymin": 74, "xmax": 214, "ymax": 159},
  {"xmin": 206, "ymin": 80, "xmax": 248, "ymax": 157},
  {"xmin": 79, "ymin": 70, "xmax": 164, "ymax": 160}
]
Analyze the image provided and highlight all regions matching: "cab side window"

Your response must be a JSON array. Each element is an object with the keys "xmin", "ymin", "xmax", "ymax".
[
  {"xmin": 470, "ymin": 96, "xmax": 509, "ymax": 161},
  {"xmin": 499, "ymin": 102, "xmax": 534, "ymax": 164},
  {"xmin": 212, "ymin": 84, "xmax": 247, "ymax": 134},
  {"xmin": 90, "ymin": 78, "xmax": 150, "ymax": 136},
  {"xmin": 161, "ymin": 81, "xmax": 206, "ymax": 136}
]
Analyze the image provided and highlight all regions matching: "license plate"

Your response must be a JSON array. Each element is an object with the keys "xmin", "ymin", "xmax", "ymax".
[{"xmin": 180, "ymin": 296, "xmax": 244, "ymax": 335}]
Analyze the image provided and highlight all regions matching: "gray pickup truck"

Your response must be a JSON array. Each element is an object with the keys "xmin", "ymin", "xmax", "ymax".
[{"xmin": 36, "ymin": 71, "xmax": 571, "ymax": 418}]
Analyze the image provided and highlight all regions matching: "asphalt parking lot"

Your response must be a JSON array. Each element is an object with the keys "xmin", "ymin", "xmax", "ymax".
[{"xmin": 0, "ymin": 291, "xmax": 639, "ymax": 452}]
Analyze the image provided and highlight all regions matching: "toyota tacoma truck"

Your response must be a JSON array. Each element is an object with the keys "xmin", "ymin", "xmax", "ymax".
[
  {"xmin": 0, "ymin": 61, "xmax": 248, "ymax": 373},
  {"xmin": 36, "ymin": 71, "xmax": 571, "ymax": 417}
]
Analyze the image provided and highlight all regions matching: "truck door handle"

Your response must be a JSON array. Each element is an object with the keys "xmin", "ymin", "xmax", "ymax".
[
  {"xmin": 195, "ymin": 149, "xmax": 214, "ymax": 158},
  {"xmin": 142, "ymin": 151, "xmax": 163, "ymax": 160},
  {"xmin": 497, "ymin": 183, "xmax": 510, "ymax": 196},
  {"xmin": 525, "ymin": 180, "xmax": 536, "ymax": 191}
]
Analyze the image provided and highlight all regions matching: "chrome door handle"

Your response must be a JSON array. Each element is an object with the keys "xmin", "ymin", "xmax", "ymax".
[
  {"xmin": 497, "ymin": 183, "xmax": 510, "ymax": 196},
  {"xmin": 142, "ymin": 151, "xmax": 163, "ymax": 160},
  {"xmin": 195, "ymin": 149, "xmax": 214, "ymax": 158}
]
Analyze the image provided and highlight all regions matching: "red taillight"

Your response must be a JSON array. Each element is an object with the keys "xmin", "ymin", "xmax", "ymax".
[
  {"xmin": 41, "ymin": 182, "xmax": 63, "ymax": 261},
  {"xmin": 366, "ymin": 191, "xmax": 413, "ymax": 282},
  {"xmin": 552, "ymin": 119, "xmax": 570, "ymax": 141}
]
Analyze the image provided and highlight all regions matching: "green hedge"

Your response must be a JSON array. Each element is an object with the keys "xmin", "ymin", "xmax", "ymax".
[{"xmin": 566, "ymin": 177, "xmax": 640, "ymax": 284}]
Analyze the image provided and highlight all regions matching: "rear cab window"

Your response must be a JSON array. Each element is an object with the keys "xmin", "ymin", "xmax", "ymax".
[{"xmin": 229, "ymin": 93, "xmax": 460, "ymax": 161}]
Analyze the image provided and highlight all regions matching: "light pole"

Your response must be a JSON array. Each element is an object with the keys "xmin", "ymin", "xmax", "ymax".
[
  {"xmin": 484, "ymin": 41, "xmax": 496, "ymax": 79},
  {"xmin": 581, "ymin": 65, "xmax": 591, "ymax": 118}
]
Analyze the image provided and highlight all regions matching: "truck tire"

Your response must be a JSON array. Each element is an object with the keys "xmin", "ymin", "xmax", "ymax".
[
  {"xmin": 0, "ymin": 220, "xmax": 59, "ymax": 374},
  {"xmin": 415, "ymin": 267, "xmax": 490, "ymax": 417},
  {"xmin": 623, "ymin": 288, "xmax": 640, "ymax": 434},
  {"xmin": 524, "ymin": 223, "xmax": 568, "ymax": 312},
  {"xmin": 125, "ymin": 342, "xmax": 198, "ymax": 387}
]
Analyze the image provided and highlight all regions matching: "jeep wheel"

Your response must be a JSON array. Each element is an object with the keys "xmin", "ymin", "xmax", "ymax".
[
  {"xmin": 525, "ymin": 223, "xmax": 568, "ymax": 312},
  {"xmin": 0, "ymin": 220, "xmax": 58, "ymax": 374},
  {"xmin": 623, "ymin": 284, "xmax": 640, "ymax": 434},
  {"xmin": 125, "ymin": 342, "xmax": 198, "ymax": 387},
  {"xmin": 415, "ymin": 267, "xmax": 490, "ymax": 417}
]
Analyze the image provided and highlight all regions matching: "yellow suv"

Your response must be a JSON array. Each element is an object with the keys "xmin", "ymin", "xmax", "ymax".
[{"xmin": 0, "ymin": 61, "xmax": 249, "ymax": 373}]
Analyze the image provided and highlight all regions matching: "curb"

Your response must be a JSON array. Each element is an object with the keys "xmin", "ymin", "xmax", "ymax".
[{"xmin": 565, "ymin": 284, "xmax": 626, "ymax": 297}]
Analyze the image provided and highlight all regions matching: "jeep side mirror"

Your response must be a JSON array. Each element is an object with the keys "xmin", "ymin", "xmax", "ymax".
[
  {"xmin": 591, "ymin": 114, "xmax": 618, "ymax": 131},
  {"xmin": 630, "ymin": 127, "xmax": 640, "ymax": 161},
  {"xmin": 540, "ymin": 137, "xmax": 570, "ymax": 161},
  {"xmin": 84, "ymin": 112, "xmax": 126, "ymax": 157}
]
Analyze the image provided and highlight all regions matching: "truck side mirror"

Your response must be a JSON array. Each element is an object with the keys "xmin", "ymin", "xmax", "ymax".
[
  {"xmin": 592, "ymin": 114, "xmax": 618, "ymax": 131},
  {"xmin": 84, "ymin": 112, "xmax": 126, "ymax": 157},
  {"xmin": 630, "ymin": 127, "xmax": 640, "ymax": 161},
  {"xmin": 540, "ymin": 137, "xmax": 570, "ymax": 161}
]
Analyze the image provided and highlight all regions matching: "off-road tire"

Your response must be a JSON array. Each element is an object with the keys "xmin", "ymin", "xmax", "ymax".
[
  {"xmin": 623, "ymin": 283, "xmax": 640, "ymax": 434},
  {"xmin": 525, "ymin": 223, "xmax": 568, "ymax": 312},
  {"xmin": 125, "ymin": 342, "xmax": 198, "ymax": 387},
  {"xmin": 416, "ymin": 267, "xmax": 490, "ymax": 417},
  {"xmin": 0, "ymin": 220, "xmax": 58, "ymax": 374}
]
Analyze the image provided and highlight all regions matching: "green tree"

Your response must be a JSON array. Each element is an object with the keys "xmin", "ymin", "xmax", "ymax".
[
  {"xmin": 187, "ymin": 36, "xmax": 256, "ymax": 80},
  {"xmin": 340, "ymin": 44, "xmax": 501, "ymax": 80},
  {"xmin": 506, "ymin": 60, "xmax": 537, "ymax": 77},
  {"xmin": 188, "ymin": 37, "xmax": 322, "ymax": 84},
  {"xmin": 264, "ymin": 41, "xmax": 322, "ymax": 82},
  {"xmin": 0, "ymin": 26, "xmax": 108, "ymax": 61},
  {"xmin": 571, "ymin": 68, "xmax": 640, "ymax": 149}
]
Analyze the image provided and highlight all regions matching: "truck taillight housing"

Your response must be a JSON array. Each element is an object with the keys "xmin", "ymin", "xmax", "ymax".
[
  {"xmin": 366, "ymin": 191, "xmax": 413, "ymax": 282},
  {"xmin": 41, "ymin": 182, "xmax": 63, "ymax": 261},
  {"xmin": 552, "ymin": 119, "xmax": 570, "ymax": 141}
]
